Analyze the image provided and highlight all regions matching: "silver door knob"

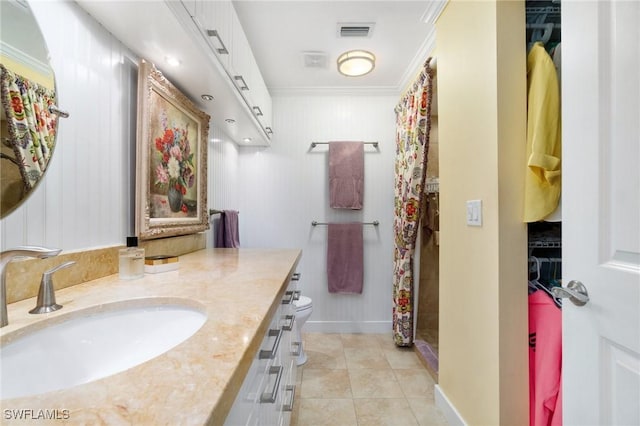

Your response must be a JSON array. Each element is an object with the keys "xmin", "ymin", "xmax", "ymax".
[{"xmin": 551, "ymin": 280, "xmax": 589, "ymax": 306}]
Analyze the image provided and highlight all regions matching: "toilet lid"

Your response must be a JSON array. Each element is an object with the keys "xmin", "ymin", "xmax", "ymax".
[{"xmin": 293, "ymin": 295, "xmax": 312, "ymax": 310}]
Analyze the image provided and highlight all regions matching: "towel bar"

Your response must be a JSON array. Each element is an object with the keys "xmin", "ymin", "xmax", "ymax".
[
  {"xmin": 209, "ymin": 209, "xmax": 239, "ymax": 216},
  {"xmin": 311, "ymin": 221, "xmax": 379, "ymax": 226},
  {"xmin": 310, "ymin": 141, "xmax": 378, "ymax": 149}
]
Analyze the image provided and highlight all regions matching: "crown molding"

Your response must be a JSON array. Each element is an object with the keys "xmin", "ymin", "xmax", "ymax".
[
  {"xmin": 0, "ymin": 40, "xmax": 52, "ymax": 78},
  {"xmin": 396, "ymin": 25, "xmax": 436, "ymax": 93},
  {"xmin": 421, "ymin": 0, "xmax": 449, "ymax": 25}
]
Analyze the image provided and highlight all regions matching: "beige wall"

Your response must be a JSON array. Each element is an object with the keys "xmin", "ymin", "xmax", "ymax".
[{"xmin": 437, "ymin": 0, "xmax": 528, "ymax": 424}]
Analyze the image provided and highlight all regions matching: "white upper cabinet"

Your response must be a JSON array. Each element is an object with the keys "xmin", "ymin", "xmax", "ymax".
[
  {"xmin": 193, "ymin": 0, "xmax": 232, "ymax": 70},
  {"xmin": 74, "ymin": 0, "xmax": 272, "ymax": 146},
  {"xmin": 188, "ymin": 0, "xmax": 273, "ymax": 140}
]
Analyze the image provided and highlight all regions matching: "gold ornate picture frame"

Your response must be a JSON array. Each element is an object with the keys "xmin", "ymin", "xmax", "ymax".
[{"xmin": 135, "ymin": 59, "xmax": 210, "ymax": 240}]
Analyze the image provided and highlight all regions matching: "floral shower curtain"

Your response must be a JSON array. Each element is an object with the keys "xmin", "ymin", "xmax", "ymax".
[
  {"xmin": 0, "ymin": 64, "xmax": 58, "ymax": 191},
  {"xmin": 392, "ymin": 59, "xmax": 434, "ymax": 347}
]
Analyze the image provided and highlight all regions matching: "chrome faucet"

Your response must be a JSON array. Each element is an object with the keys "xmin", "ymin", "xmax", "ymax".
[{"xmin": 1, "ymin": 246, "xmax": 62, "ymax": 328}]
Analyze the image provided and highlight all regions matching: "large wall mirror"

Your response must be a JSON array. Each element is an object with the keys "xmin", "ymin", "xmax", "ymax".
[{"xmin": 1, "ymin": 0, "xmax": 65, "ymax": 218}]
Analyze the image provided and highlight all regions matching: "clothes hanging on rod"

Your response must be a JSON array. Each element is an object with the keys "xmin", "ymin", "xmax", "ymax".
[
  {"xmin": 529, "ymin": 287, "xmax": 562, "ymax": 426},
  {"xmin": 526, "ymin": 2, "xmax": 561, "ymax": 50},
  {"xmin": 523, "ymin": 42, "xmax": 562, "ymax": 222}
]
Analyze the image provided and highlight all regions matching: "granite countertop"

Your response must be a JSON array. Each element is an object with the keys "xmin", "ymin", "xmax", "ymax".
[{"xmin": 0, "ymin": 248, "xmax": 302, "ymax": 425}]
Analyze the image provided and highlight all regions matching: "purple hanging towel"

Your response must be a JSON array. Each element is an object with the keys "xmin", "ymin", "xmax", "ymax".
[
  {"xmin": 327, "ymin": 223, "xmax": 363, "ymax": 294},
  {"xmin": 215, "ymin": 210, "xmax": 240, "ymax": 248},
  {"xmin": 329, "ymin": 142, "xmax": 364, "ymax": 209}
]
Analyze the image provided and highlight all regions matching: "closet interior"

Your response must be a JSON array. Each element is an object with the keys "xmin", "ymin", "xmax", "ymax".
[
  {"xmin": 526, "ymin": 1, "xmax": 563, "ymax": 426},
  {"xmin": 525, "ymin": 0, "xmax": 562, "ymax": 300}
]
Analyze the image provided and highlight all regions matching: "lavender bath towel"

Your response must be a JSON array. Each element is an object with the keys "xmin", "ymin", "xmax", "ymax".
[
  {"xmin": 215, "ymin": 210, "xmax": 240, "ymax": 248},
  {"xmin": 329, "ymin": 142, "xmax": 364, "ymax": 209},
  {"xmin": 327, "ymin": 223, "xmax": 363, "ymax": 294}
]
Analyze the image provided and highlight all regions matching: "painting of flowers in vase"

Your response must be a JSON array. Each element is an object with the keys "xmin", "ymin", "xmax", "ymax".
[
  {"xmin": 135, "ymin": 59, "xmax": 210, "ymax": 240},
  {"xmin": 150, "ymin": 104, "xmax": 197, "ymax": 217}
]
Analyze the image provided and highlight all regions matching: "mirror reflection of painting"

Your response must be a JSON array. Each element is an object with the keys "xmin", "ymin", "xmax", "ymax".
[{"xmin": 148, "ymin": 89, "xmax": 199, "ymax": 218}]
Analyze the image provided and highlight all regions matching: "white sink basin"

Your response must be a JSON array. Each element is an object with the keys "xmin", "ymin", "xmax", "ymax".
[{"xmin": 0, "ymin": 299, "xmax": 207, "ymax": 399}]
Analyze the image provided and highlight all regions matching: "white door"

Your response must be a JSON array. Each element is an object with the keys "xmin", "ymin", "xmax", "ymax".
[{"xmin": 562, "ymin": 1, "xmax": 640, "ymax": 425}]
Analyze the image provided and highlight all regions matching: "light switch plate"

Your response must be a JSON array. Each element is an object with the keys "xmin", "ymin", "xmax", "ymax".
[{"xmin": 466, "ymin": 200, "xmax": 482, "ymax": 226}]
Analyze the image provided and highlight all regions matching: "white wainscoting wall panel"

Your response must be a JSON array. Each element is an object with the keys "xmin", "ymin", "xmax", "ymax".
[
  {"xmin": 237, "ymin": 94, "xmax": 397, "ymax": 333},
  {"xmin": 1, "ymin": 1, "xmax": 138, "ymax": 251},
  {"xmin": 207, "ymin": 126, "xmax": 240, "ymax": 247}
]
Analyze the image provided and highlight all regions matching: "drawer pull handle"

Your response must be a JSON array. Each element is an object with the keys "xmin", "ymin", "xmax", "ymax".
[
  {"xmin": 260, "ymin": 365, "xmax": 283, "ymax": 403},
  {"xmin": 292, "ymin": 272, "xmax": 301, "ymax": 281},
  {"xmin": 253, "ymin": 106, "xmax": 263, "ymax": 116},
  {"xmin": 283, "ymin": 385, "xmax": 296, "ymax": 412},
  {"xmin": 259, "ymin": 328, "xmax": 283, "ymax": 359},
  {"xmin": 234, "ymin": 75, "xmax": 249, "ymax": 91},
  {"xmin": 206, "ymin": 29, "xmax": 229, "ymax": 55},
  {"xmin": 282, "ymin": 314, "xmax": 295, "ymax": 331},
  {"xmin": 293, "ymin": 290, "xmax": 301, "ymax": 301},
  {"xmin": 291, "ymin": 341, "xmax": 302, "ymax": 357},
  {"xmin": 282, "ymin": 290, "xmax": 294, "ymax": 305}
]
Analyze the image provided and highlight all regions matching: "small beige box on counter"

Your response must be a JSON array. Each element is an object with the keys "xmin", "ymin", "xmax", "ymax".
[{"xmin": 144, "ymin": 255, "xmax": 179, "ymax": 274}]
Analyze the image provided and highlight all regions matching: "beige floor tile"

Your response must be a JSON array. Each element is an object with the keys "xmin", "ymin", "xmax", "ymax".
[
  {"xmin": 295, "ymin": 333, "xmax": 447, "ymax": 426},
  {"xmin": 384, "ymin": 346, "xmax": 424, "ymax": 369},
  {"xmin": 353, "ymin": 398, "xmax": 420, "ymax": 426},
  {"xmin": 376, "ymin": 333, "xmax": 401, "ymax": 350},
  {"xmin": 341, "ymin": 333, "xmax": 384, "ymax": 349},
  {"xmin": 302, "ymin": 333, "xmax": 347, "ymax": 369},
  {"xmin": 393, "ymin": 369, "xmax": 436, "ymax": 399},
  {"xmin": 344, "ymin": 347, "xmax": 390, "ymax": 369},
  {"xmin": 303, "ymin": 348, "xmax": 347, "ymax": 369},
  {"xmin": 300, "ymin": 368, "xmax": 353, "ymax": 399},
  {"xmin": 349, "ymin": 369, "xmax": 404, "ymax": 398},
  {"xmin": 303, "ymin": 333, "xmax": 343, "ymax": 352},
  {"xmin": 296, "ymin": 398, "xmax": 357, "ymax": 426},
  {"xmin": 406, "ymin": 398, "xmax": 449, "ymax": 426}
]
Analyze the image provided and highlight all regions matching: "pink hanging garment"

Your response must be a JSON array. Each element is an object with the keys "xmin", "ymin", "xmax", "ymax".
[{"xmin": 529, "ymin": 289, "xmax": 562, "ymax": 426}]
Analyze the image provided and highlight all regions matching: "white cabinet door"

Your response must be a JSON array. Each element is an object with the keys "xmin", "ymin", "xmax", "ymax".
[
  {"xmin": 250, "ymin": 70, "xmax": 273, "ymax": 138},
  {"xmin": 229, "ymin": 9, "xmax": 252, "ymax": 93},
  {"xmin": 190, "ymin": 0, "xmax": 231, "ymax": 69},
  {"xmin": 211, "ymin": 0, "xmax": 232, "ymax": 70},
  {"xmin": 563, "ymin": 1, "xmax": 640, "ymax": 425},
  {"xmin": 227, "ymin": 4, "xmax": 273, "ymax": 138}
]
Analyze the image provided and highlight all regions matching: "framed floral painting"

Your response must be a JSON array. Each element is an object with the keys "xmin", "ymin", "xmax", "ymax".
[{"xmin": 135, "ymin": 59, "xmax": 210, "ymax": 240}]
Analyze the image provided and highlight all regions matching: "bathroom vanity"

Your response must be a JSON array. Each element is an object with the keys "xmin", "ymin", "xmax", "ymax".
[{"xmin": 0, "ymin": 248, "xmax": 301, "ymax": 425}]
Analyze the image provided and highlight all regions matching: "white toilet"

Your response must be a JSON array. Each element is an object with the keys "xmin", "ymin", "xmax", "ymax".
[{"xmin": 293, "ymin": 295, "xmax": 313, "ymax": 365}]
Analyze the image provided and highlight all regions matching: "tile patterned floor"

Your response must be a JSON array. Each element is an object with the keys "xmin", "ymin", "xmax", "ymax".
[{"xmin": 291, "ymin": 333, "xmax": 449, "ymax": 426}]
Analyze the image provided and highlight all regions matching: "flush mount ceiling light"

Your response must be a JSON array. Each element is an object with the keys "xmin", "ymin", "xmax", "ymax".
[
  {"xmin": 337, "ymin": 50, "xmax": 375, "ymax": 77},
  {"xmin": 201, "ymin": 94, "xmax": 214, "ymax": 101}
]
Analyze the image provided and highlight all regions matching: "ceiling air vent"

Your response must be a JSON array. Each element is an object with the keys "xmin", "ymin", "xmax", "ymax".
[{"xmin": 337, "ymin": 22, "xmax": 375, "ymax": 38}]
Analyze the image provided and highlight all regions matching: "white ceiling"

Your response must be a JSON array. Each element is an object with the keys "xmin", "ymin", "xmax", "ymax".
[{"xmin": 232, "ymin": 1, "xmax": 434, "ymax": 92}]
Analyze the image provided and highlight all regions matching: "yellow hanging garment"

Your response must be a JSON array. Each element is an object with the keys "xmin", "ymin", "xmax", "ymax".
[{"xmin": 524, "ymin": 42, "xmax": 561, "ymax": 222}]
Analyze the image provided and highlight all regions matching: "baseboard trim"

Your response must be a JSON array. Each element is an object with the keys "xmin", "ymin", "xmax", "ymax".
[
  {"xmin": 303, "ymin": 320, "xmax": 392, "ymax": 334},
  {"xmin": 435, "ymin": 385, "xmax": 467, "ymax": 426}
]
